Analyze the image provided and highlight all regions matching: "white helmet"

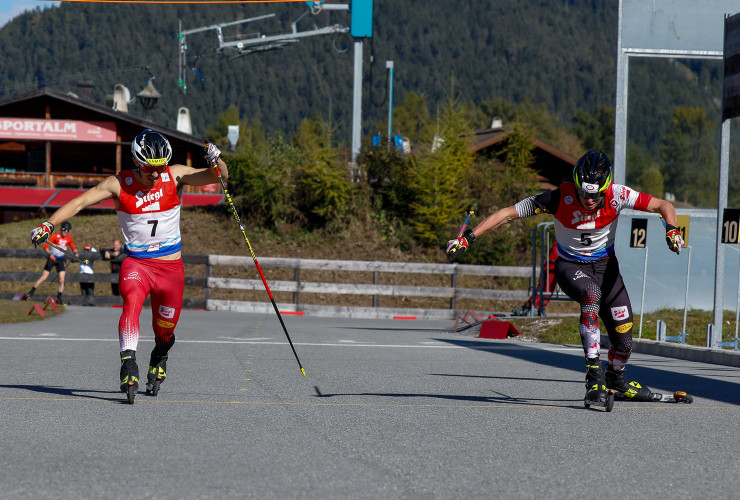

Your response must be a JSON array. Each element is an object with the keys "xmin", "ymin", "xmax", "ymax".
[{"xmin": 131, "ymin": 129, "xmax": 172, "ymax": 172}]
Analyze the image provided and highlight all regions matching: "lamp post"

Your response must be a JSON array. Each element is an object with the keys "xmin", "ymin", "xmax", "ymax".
[{"xmin": 137, "ymin": 78, "xmax": 161, "ymax": 121}]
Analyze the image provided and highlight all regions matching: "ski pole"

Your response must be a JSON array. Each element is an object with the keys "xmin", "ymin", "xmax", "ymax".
[
  {"xmin": 46, "ymin": 241, "xmax": 89, "ymax": 265},
  {"xmin": 205, "ymin": 142, "xmax": 306, "ymax": 376},
  {"xmin": 457, "ymin": 210, "xmax": 474, "ymax": 238}
]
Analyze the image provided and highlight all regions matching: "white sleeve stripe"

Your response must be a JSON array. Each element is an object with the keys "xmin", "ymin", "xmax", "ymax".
[{"xmin": 515, "ymin": 197, "xmax": 537, "ymax": 218}]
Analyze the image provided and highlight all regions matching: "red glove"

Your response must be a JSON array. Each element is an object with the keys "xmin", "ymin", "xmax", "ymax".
[
  {"xmin": 446, "ymin": 229, "xmax": 476, "ymax": 261},
  {"xmin": 31, "ymin": 222, "xmax": 54, "ymax": 248},
  {"xmin": 665, "ymin": 224, "xmax": 684, "ymax": 255}
]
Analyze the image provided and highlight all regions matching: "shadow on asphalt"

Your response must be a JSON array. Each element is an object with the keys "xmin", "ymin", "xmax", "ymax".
[
  {"xmin": 436, "ymin": 338, "xmax": 740, "ymax": 406},
  {"xmin": 312, "ymin": 385, "xmax": 584, "ymax": 409},
  {"xmin": 0, "ymin": 384, "xmax": 132, "ymax": 404}
]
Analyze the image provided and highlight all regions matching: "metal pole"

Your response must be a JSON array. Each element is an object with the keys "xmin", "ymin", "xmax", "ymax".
[
  {"xmin": 713, "ymin": 119, "xmax": 731, "ymax": 345},
  {"xmin": 386, "ymin": 60, "xmax": 394, "ymax": 148},
  {"xmin": 638, "ymin": 246, "xmax": 648, "ymax": 338},
  {"xmin": 735, "ymin": 250, "xmax": 739, "ymax": 347},
  {"xmin": 351, "ymin": 39, "xmax": 363, "ymax": 162},
  {"xmin": 613, "ymin": 0, "xmax": 628, "ymax": 185},
  {"xmin": 681, "ymin": 245, "xmax": 692, "ymax": 339}
]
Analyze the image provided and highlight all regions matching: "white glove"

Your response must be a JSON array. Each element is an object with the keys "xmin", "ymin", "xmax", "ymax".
[{"xmin": 204, "ymin": 142, "xmax": 221, "ymax": 165}]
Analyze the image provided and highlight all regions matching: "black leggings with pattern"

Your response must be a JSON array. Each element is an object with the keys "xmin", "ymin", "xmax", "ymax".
[{"xmin": 555, "ymin": 254, "xmax": 633, "ymax": 370}]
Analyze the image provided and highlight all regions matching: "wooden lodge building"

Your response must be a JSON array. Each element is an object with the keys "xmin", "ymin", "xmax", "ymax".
[
  {"xmin": 470, "ymin": 122, "xmax": 579, "ymax": 190},
  {"xmin": 0, "ymin": 88, "xmax": 223, "ymax": 223}
]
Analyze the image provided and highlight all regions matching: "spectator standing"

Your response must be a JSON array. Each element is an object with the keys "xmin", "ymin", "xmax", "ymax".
[
  {"xmin": 80, "ymin": 244, "xmax": 97, "ymax": 306},
  {"xmin": 103, "ymin": 239, "xmax": 125, "ymax": 296}
]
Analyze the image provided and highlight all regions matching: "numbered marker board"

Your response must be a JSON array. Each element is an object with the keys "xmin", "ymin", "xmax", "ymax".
[
  {"xmin": 630, "ymin": 218, "xmax": 647, "ymax": 248},
  {"xmin": 722, "ymin": 208, "xmax": 740, "ymax": 243},
  {"xmin": 676, "ymin": 214, "xmax": 690, "ymax": 245}
]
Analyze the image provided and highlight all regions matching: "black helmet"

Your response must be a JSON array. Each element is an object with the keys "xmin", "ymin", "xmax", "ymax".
[
  {"xmin": 131, "ymin": 129, "xmax": 172, "ymax": 172},
  {"xmin": 573, "ymin": 150, "xmax": 613, "ymax": 199},
  {"xmin": 61, "ymin": 221, "xmax": 72, "ymax": 231}
]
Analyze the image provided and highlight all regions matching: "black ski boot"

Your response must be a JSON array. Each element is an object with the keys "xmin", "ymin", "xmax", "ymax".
[
  {"xmin": 146, "ymin": 350, "xmax": 168, "ymax": 397},
  {"xmin": 119, "ymin": 350, "xmax": 139, "ymax": 404},
  {"xmin": 584, "ymin": 358, "xmax": 608, "ymax": 406},
  {"xmin": 605, "ymin": 366, "xmax": 652, "ymax": 401}
]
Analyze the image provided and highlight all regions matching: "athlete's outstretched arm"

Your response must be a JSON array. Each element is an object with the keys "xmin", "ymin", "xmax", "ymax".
[
  {"xmin": 30, "ymin": 176, "xmax": 119, "ymax": 248},
  {"xmin": 172, "ymin": 157, "xmax": 228, "ymax": 187},
  {"xmin": 470, "ymin": 205, "xmax": 520, "ymax": 238},
  {"xmin": 645, "ymin": 197, "xmax": 683, "ymax": 254},
  {"xmin": 644, "ymin": 197, "xmax": 678, "ymax": 226},
  {"xmin": 47, "ymin": 177, "xmax": 119, "ymax": 227},
  {"xmin": 446, "ymin": 205, "xmax": 520, "ymax": 261}
]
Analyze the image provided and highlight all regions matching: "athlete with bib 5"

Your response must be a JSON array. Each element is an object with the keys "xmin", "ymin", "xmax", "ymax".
[
  {"xmin": 446, "ymin": 150, "xmax": 684, "ymax": 406},
  {"xmin": 30, "ymin": 129, "xmax": 227, "ymax": 404}
]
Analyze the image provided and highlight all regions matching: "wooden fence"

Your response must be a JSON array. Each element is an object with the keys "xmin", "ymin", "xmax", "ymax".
[{"xmin": 0, "ymin": 249, "xmax": 534, "ymax": 320}]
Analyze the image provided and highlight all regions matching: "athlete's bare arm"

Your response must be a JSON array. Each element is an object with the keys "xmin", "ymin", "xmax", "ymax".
[
  {"xmin": 471, "ymin": 205, "xmax": 520, "ymax": 238},
  {"xmin": 170, "ymin": 158, "xmax": 228, "ymax": 188},
  {"xmin": 47, "ymin": 176, "xmax": 121, "ymax": 227},
  {"xmin": 645, "ymin": 197, "xmax": 678, "ymax": 227}
]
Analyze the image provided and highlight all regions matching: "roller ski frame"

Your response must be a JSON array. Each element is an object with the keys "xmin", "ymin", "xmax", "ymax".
[
  {"xmin": 584, "ymin": 391, "xmax": 615, "ymax": 412},
  {"xmin": 146, "ymin": 378, "xmax": 162, "ymax": 397},
  {"xmin": 120, "ymin": 350, "xmax": 139, "ymax": 405},
  {"xmin": 583, "ymin": 359, "xmax": 614, "ymax": 412},
  {"xmin": 612, "ymin": 389, "xmax": 693, "ymax": 404},
  {"xmin": 145, "ymin": 353, "xmax": 168, "ymax": 397},
  {"xmin": 123, "ymin": 380, "xmax": 136, "ymax": 404}
]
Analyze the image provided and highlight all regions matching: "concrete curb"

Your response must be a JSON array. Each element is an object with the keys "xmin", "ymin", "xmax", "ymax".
[{"xmin": 632, "ymin": 338, "xmax": 740, "ymax": 367}]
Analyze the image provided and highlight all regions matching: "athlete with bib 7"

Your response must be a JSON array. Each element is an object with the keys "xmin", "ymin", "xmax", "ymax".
[
  {"xmin": 446, "ymin": 151, "xmax": 684, "ymax": 408},
  {"xmin": 29, "ymin": 129, "xmax": 227, "ymax": 404}
]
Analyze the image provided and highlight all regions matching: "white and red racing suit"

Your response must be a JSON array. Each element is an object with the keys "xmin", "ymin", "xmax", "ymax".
[
  {"xmin": 116, "ymin": 168, "xmax": 185, "ymax": 353},
  {"xmin": 515, "ymin": 182, "xmax": 652, "ymax": 369}
]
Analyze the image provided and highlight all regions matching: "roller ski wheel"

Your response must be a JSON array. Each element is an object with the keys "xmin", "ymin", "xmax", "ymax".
[
  {"xmin": 146, "ymin": 379, "xmax": 161, "ymax": 397},
  {"xmin": 646, "ymin": 390, "xmax": 694, "ymax": 404},
  {"xmin": 584, "ymin": 390, "xmax": 614, "ymax": 412},
  {"xmin": 119, "ymin": 350, "xmax": 139, "ymax": 405},
  {"xmin": 125, "ymin": 381, "xmax": 136, "ymax": 404},
  {"xmin": 145, "ymin": 352, "xmax": 168, "ymax": 397},
  {"xmin": 583, "ymin": 359, "xmax": 612, "ymax": 411}
]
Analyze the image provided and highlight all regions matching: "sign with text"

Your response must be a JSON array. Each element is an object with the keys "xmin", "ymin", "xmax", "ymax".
[
  {"xmin": 676, "ymin": 214, "xmax": 690, "ymax": 245},
  {"xmin": 630, "ymin": 218, "xmax": 647, "ymax": 248},
  {"xmin": 722, "ymin": 208, "xmax": 740, "ymax": 243},
  {"xmin": 0, "ymin": 119, "xmax": 117, "ymax": 142}
]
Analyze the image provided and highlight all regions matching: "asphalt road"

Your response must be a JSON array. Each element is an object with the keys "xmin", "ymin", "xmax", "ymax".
[{"xmin": 0, "ymin": 306, "xmax": 737, "ymax": 499}]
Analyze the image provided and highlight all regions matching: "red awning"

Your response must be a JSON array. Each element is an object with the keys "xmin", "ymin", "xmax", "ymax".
[
  {"xmin": 181, "ymin": 193, "xmax": 224, "ymax": 206},
  {"xmin": 0, "ymin": 187, "xmax": 57, "ymax": 207},
  {"xmin": 0, "ymin": 187, "xmax": 222, "ymax": 209},
  {"xmin": 46, "ymin": 189, "xmax": 115, "ymax": 209}
]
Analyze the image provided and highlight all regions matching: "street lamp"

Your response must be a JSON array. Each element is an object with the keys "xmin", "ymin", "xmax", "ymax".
[{"xmin": 137, "ymin": 78, "xmax": 161, "ymax": 121}]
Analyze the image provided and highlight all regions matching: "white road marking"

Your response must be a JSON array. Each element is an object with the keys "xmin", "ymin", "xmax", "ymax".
[
  {"xmin": 219, "ymin": 337, "xmax": 273, "ymax": 341},
  {"xmin": 0, "ymin": 336, "xmax": 471, "ymax": 349}
]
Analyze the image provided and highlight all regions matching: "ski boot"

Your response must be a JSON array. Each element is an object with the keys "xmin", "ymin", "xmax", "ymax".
[
  {"xmin": 145, "ymin": 351, "xmax": 168, "ymax": 397},
  {"xmin": 584, "ymin": 359, "xmax": 613, "ymax": 411},
  {"xmin": 605, "ymin": 366, "xmax": 652, "ymax": 402},
  {"xmin": 119, "ymin": 350, "xmax": 139, "ymax": 405}
]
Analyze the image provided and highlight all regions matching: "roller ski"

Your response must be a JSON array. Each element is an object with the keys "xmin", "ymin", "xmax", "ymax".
[
  {"xmin": 612, "ymin": 389, "xmax": 694, "ymax": 404},
  {"xmin": 583, "ymin": 359, "xmax": 614, "ymax": 412},
  {"xmin": 119, "ymin": 350, "xmax": 139, "ymax": 405},
  {"xmin": 604, "ymin": 366, "xmax": 692, "ymax": 403},
  {"xmin": 145, "ymin": 350, "xmax": 168, "ymax": 397}
]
